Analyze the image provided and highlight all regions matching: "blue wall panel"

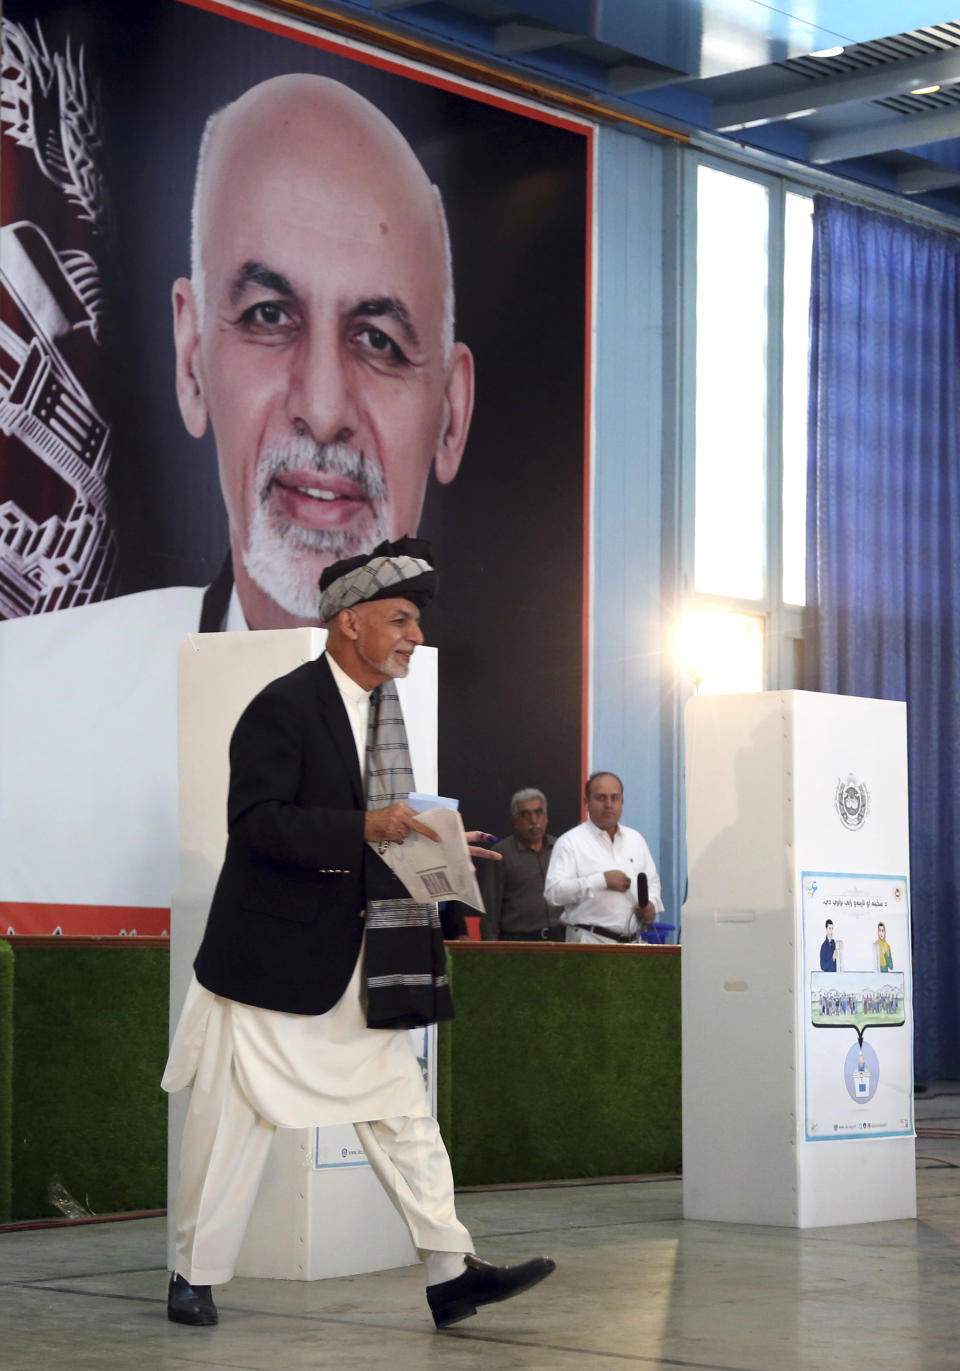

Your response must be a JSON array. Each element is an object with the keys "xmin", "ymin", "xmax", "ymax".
[{"xmin": 591, "ymin": 127, "xmax": 667, "ymax": 891}]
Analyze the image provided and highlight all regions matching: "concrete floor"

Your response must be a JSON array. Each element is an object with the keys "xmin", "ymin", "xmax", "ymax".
[{"xmin": 3, "ymin": 1084, "xmax": 960, "ymax": 1371}]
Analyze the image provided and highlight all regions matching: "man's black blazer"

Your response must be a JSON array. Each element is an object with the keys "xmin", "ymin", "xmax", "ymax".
[{"xmin": 193, "ymin": 653, "xmax": 407, "ymax": 1014}]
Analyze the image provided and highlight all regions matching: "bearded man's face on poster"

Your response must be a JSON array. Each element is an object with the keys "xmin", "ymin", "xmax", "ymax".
[{"xmin": 172, "ymin": 74, "xmax": 474, "ymax": 630}]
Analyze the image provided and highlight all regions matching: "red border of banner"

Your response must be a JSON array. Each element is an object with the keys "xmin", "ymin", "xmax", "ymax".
[
  {"xmin": 0, "ymin": 903, "xmax": 169, "ymax": 936},
  {"xmin": 178, "ymin": 0, "xmax": 590, "ymax": 133}
]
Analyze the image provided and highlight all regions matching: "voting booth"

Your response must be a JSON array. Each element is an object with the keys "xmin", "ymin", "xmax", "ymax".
[
  {"xmin": 682, "ymin": 690, "xmax": 915, "ymax": 1228},
  {"xmin": 167, "ymin": 629, "xmax": 438, "ymax": 1278}
]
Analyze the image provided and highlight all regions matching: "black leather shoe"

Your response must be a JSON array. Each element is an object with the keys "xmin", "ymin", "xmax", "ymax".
[
  {"xmin": 427, "ymin": 1253, "xmax": 556, "ymax": 1329},
  {"xmin": 167, "ymin": 1272, "xmax": 218, "ymax": 1326}
]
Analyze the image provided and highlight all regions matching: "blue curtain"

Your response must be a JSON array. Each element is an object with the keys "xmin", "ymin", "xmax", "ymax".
[{"xmin": 806, "ymin": 195, "xmax": 960, "ymax": 1081}]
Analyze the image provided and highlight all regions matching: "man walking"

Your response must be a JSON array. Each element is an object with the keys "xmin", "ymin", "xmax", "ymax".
[{"xmin": 163, "ymin": 538, "xmax": 553, "ymax": 1329}]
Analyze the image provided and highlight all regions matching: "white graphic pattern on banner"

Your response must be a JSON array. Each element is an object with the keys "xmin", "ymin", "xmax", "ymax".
[{"xmin": 0, "ymin": 18, "xmax": 115, "ymax": 616}]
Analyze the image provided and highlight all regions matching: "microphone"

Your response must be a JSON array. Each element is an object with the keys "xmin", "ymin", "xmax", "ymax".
[{"xmin": 637, "ymin": 872, "xmax": 648, "ymax": 909}]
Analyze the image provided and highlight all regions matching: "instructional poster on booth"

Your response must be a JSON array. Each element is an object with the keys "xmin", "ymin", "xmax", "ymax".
[{"xmin": 802, "ymin": 873, "xmax": 914, "ymax": 1142}]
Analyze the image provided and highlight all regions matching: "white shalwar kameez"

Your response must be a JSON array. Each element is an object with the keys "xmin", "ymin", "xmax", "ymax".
[{"xmin": 162, "ymin": 656, "xmax": 470, "ymax": 1286}]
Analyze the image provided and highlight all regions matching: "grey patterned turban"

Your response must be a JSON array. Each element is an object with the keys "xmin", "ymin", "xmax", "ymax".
[{"xmin": 317, "ymin": 537, "xmax": 437, "ymax": 623}]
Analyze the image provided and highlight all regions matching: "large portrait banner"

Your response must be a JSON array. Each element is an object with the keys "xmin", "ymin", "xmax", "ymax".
[{"xmin": 0, "ymin": 0, "xmax": 592, "ymax": 933}]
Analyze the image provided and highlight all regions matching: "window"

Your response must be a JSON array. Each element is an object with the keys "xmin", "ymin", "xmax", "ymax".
[
  {"xmin": 694, "ymin": 167, "xmax": 767, "ymax": 604},
  {"xmin": 682, "ymin": 161, "xmax": 812, "ymax": 695},
  {"xmin": 781, "ymin": 192, "xmax": 814, "ymax": 609}
]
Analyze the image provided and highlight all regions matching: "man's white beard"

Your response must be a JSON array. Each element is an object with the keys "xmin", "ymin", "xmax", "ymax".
[
  {"xmin": 357, "ymin": 645, "xmax": 410, "ymax": 680},
  {"xmin": 242, "ymin": 437, "xmax": 389, "ymax": 618}
]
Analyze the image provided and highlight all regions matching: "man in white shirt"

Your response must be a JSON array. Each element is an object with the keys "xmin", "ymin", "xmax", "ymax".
[{"xmin": 544, "ymin": 772, "xmax": 663, "ymax": 944}]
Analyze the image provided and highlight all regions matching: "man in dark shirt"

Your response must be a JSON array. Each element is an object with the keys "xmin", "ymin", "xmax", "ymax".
[{"xmin": 479, "ymin": 789, "xmax": 564, "ymax": 941}]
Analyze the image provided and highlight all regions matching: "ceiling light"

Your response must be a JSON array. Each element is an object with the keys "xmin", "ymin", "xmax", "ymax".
[
  {"xmin": 809, "ymin": 45, "xmax": 844, "ymax": 58},
  {"xmin": 910, "ymin": 83, "xmax": 941, "ymax": 95}
]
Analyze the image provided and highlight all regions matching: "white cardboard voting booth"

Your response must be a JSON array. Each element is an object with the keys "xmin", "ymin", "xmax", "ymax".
[
  {"xmin": 682, "ymin": 690, "xmax": 915, "ymax": 1228},
  {"xmin": 167, "ymin": 628, "xmax": 438, "ymax": 1279}
]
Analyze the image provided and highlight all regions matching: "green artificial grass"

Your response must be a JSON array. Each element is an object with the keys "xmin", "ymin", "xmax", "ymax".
[
  {"xmin": 439, "ymin": 949, "xmax": 681, "ymax": 1186},
  {"xmin": 9, "ymin": 946, "xmax": 170, "ymax": 1221},
  {"xmin": 0, "ymin": 942, "xmax": 13, "ymax": 1221},
  {"xmin": 2, "ymin": 941, "xmax": 680, "ymax": 1216}
]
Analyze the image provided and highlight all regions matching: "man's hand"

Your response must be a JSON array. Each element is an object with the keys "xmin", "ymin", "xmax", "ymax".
[
  {"xmin": 365, "ymin": 804, "xmax": 440, "ymax": 845},
  {"xmin": 604, "ymin": 869, "xmax": 631, "ymax": 892},
  {"xmin": 464, "ymin": 829, "xmax": 502, "ymax": 862},
  {"xmin": 638, "ymin": 901, "xmax": 657, "ymax": 926}
]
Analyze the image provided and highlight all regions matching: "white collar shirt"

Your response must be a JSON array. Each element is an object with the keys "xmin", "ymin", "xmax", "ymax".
[
  {"xmin": 544, "ymin": 818, "xmax": 664, "ymax": 936},
  {"xmin": 223, "ymin": 592, "xmax": 374, "ymax": 768},
  {"xmin": 325, "ymin": 652, "xmax": 372, "ymax": 779}
]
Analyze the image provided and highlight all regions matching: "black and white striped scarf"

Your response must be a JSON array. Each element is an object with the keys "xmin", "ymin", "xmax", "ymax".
[{"xmin": 363, "ymin": 681, "xmax": 454, "ymax": 1029}]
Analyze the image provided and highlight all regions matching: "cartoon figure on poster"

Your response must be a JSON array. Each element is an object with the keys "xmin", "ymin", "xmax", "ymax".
[
  {"xmin": 803, "ymin": 874, "xmax": 912, "ymax": 1138},
  {"xmin": 874, "ymin": 921, "xmax": 893, "ymax": 972},
  {"xmin": 819, "ymin": 918, "xmax": 840, "ymax": 971}
]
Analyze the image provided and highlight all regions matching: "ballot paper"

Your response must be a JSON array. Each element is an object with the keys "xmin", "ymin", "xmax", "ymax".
[
  {"xmin": 370, "ymin": 806, "xmax": 484, "ymax": 911},
  {"xmin": 407, "ymin": 792, "xmax": 458, "ymax": 813}
]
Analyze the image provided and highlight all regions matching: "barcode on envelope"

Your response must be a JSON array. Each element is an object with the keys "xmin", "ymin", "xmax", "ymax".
[{"xmin": 422, "ymin": 869, "xmax": 454, "ymax": 897}]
